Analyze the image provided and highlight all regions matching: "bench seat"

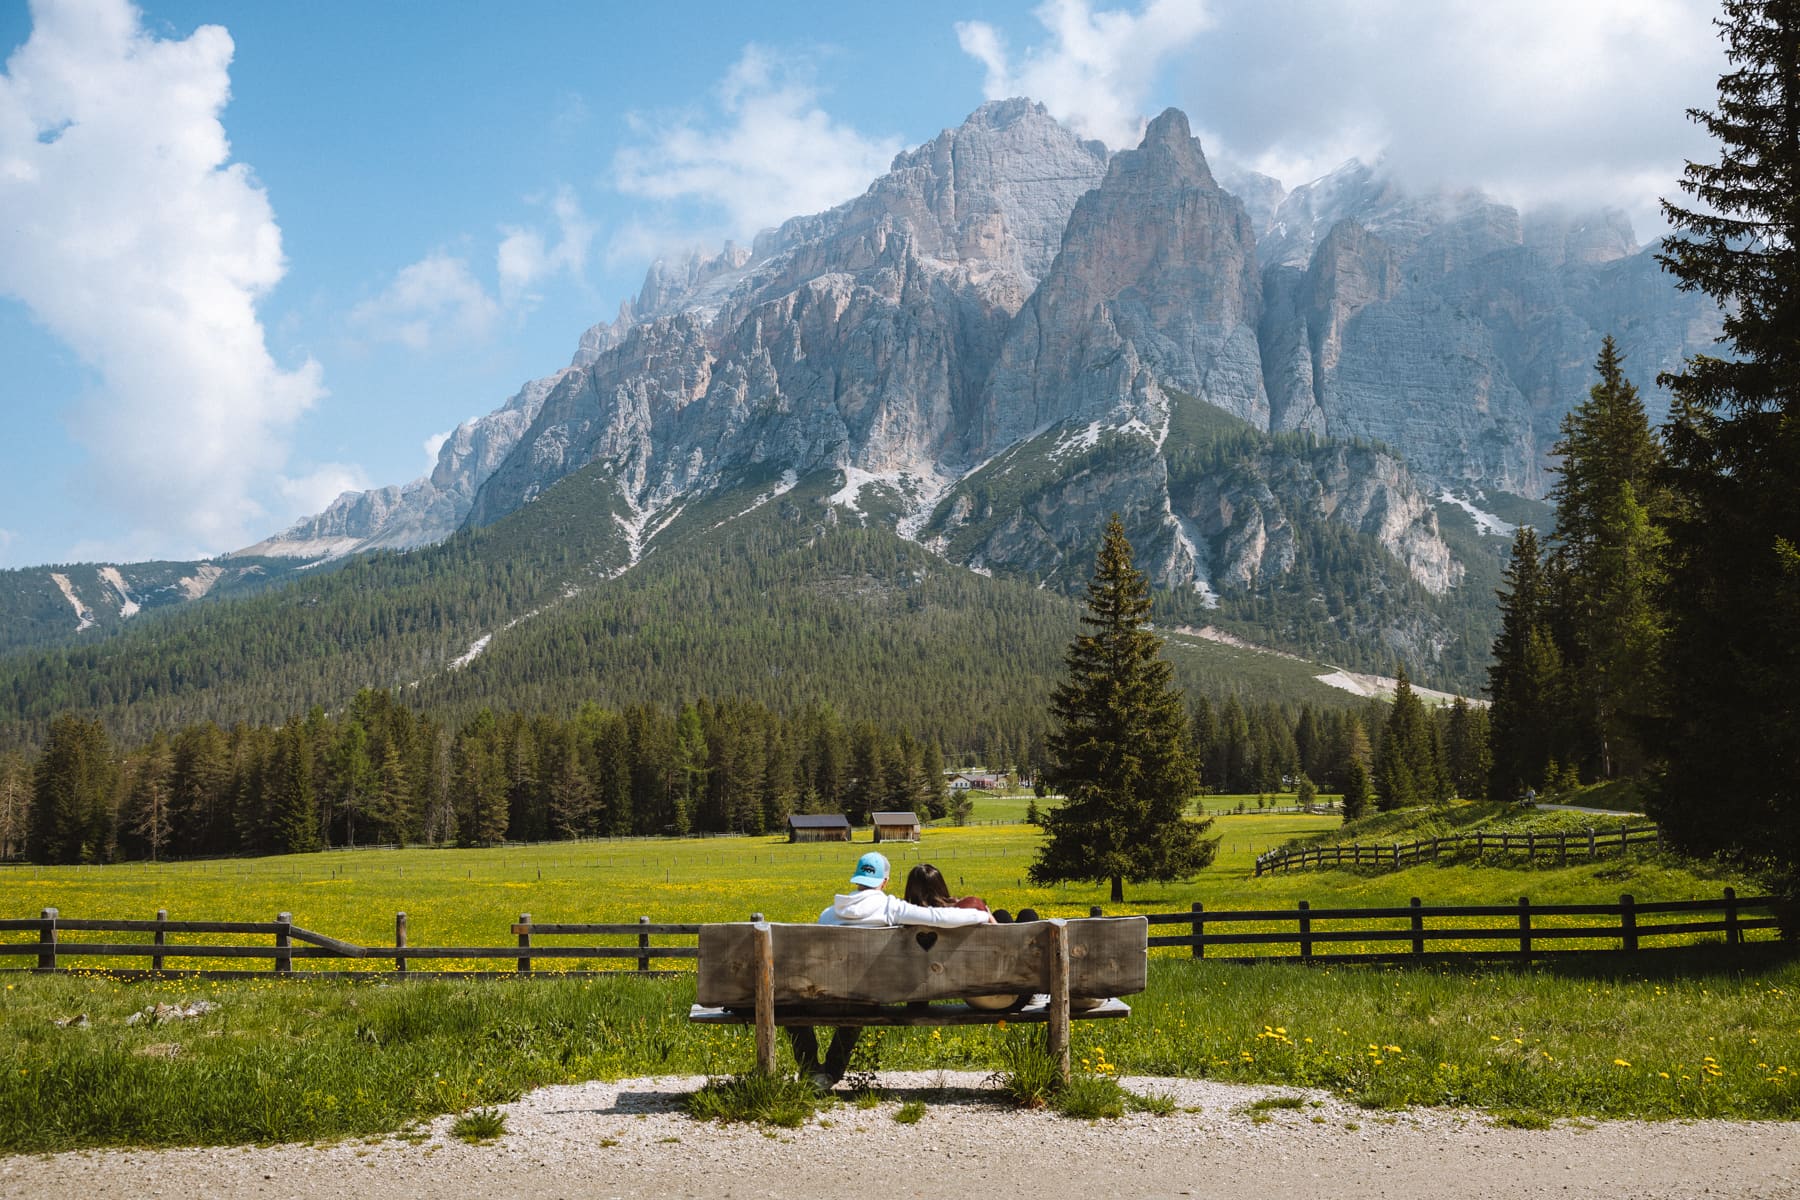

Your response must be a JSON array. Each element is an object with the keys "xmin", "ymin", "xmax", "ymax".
[{"xmin": 688, "ymin": 996, "xmax": 1131, "ymax": 1027}]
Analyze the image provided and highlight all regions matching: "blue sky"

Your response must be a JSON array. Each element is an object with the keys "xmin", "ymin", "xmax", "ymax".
[{"xmin": 0, "ymin": 0, "xmax": 1727, "ymax": 568}]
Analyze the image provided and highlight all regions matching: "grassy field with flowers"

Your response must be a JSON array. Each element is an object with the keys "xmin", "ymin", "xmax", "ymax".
[
  {"xmin": 0, "ymin": 805, "xmax": 1790, "ymax": 1151},
  {"xmin": 0, "ymin": 949, "xmax": 1794, "ymax": 1151}
]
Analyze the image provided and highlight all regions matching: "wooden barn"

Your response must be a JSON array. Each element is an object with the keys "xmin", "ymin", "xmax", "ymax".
[
  {"xmin": 786, "ymin": 813, "xmax": 852, "ymax": 843},
  {"xmin": 871, "ymin": 811, "xmax": 921, "ymax": 843}
]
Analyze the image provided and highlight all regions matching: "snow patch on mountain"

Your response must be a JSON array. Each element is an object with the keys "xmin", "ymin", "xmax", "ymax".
[
  {"xmin": 97, "ymin": 566, "xmax": 139, "ymax": 618},
  {"xmin": 714, "ymin": 470, "xmax": 798, "ymax": 529},
  {"xmin": 450, "ymin": 634, "xmax": 492, "ymax": 670},
  {"xmin": 1437, "ymin": 491, "xmax": 1517, "ymax": 538},
  {"xmin": 48, "ymin": 573, "xmax": 95, "ymax": 632}
]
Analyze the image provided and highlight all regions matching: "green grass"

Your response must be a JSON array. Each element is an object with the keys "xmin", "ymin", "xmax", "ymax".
[
  {"xmin": 450, "ymin": 1107, "xmax": 506, "ymax": 1143},
  {"xmin": 685, "ymin": 1072, "xmax": 828, "ymax": 1128},
  {"xmin": 892, "ymin": 1099, "xmax": 926, "ymax": 1124},
  {"xmin": 0, "ymin": 948, "xmax": 1794, "ymax": 1152}
]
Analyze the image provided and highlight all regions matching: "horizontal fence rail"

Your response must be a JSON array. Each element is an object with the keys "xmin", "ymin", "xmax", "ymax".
[
  {"xmin": 1255, "ymin": 824, "xmax": 1661, "ymax": 876},
  {"xmin": 1121, "ymin": 887, "xmax": 1782, "ymax": 964},
  {"xmin": 0, "ymin": 909, "xmax": 699, "ymax": 979},
  {"xmin": 1, "ymin": 888, "xmax": 1784, "ymax": 978}
]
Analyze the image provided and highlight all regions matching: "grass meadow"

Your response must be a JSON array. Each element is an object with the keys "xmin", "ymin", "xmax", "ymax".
[{"xmin": 0, "ymin": 798, "xmax": 1791, "ymax": 1150}]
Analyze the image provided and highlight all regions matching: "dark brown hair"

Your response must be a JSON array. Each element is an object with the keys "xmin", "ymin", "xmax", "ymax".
[{"xmin": 904, "ymin": 863, "xmax": 954, "ymax": 907}]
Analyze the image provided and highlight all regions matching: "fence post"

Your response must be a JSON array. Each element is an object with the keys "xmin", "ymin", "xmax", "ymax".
[
  {"xmin": 1191, "ymin": 902, "xmax": 1205, "ymax": 959},
  {"xmin": 1620, "ymin": 893, "xmax": 1637, "ymax": 953},
  {"xmin": 1558, "ymin": 833, "xmax": 1567, "ymax": 867},
  {"xmin": 1724, "ymin": 887, "xmax": 1741, "ymax": 947},
  {"xmin": 37, "ymin": 907, "xmax": 57, "ymax": 972},
  {"xmin": 517, "ymin": 912, "xmax": 532, "ymax": 974},
  {"xmin": 1393, "ymin": 843, "xmax": 1401, "ymax": 869},
  {"xmin": 275, "ymin": 912, "xmax": 292, "ymax": 975},
  {"xmin": 1047, "ymin": 920, "xmax": 1072, "ymax": 1084},
  {"xmin": 1517, "ymin": 896, "xmax": 1531, "ymax": 962},
  {"xmin": 396, "ymin": 912, "xmax": 408, "ymax": 975},
  {"xmin": 1410, "ymin": 897, "xmax": 1424, "ymax": 955},
  {"xmin": 1298, "ymin": 900, "xmax": 1313, "ymax": 962},
  {"xmin": 1475, "ymin": 832, "xmax": 1484, "ymax": 858},
  {"xmin": 153, "ymin": 908, "xmax": 167, "ymax": 973},
  {"xmin": 1527, "ymin": 832, "xmax": 1535, "ymax": 860},
  {"xmin": 1588, "ymin": 827, "xmax": 1596, "ymax": 859},
  {"xmin": 638, "ymin": 914, "xmax": 651, "ymax": 973}
]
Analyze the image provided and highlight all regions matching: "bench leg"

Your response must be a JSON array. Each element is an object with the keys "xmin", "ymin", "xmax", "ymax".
[
  {"xmin": 1048, "ymin": 919, "xmax": 1071, "ymax": 1084},
  {"xmin": 754, "ymin": 922, "xmax": 777, "ymax": 1074}
]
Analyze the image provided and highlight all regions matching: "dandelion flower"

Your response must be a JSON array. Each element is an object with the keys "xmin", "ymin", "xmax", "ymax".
[{"xmin": 1614, "ymin": 1059, "xmax": 1632, "ymax": 1067}]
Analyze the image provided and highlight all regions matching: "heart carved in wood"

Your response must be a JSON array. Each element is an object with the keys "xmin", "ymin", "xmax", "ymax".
[{"xmin": 914, "ymin": 931, "xmax": 938, "ymax": 951}]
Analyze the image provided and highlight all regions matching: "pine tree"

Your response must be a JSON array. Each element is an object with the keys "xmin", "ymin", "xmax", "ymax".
[
  {"xmin": 1548, "ymin": 337, "xmax": 1666, "ymax": 779},
  {"xmin": 27, "ymin": 714, "xmax": 116, "ymax": 864},
  {"xmin": 1651, "ymin": 0, "xmax": 1800, "ymax": 887},
  {"xmin": 0, "ymin": 750, "xmax": 30, "ymax": 860},
  {"xmin": 1488, "ymin": 528, "xmax": 1558, "ymax": 798},
  {"xmin": 267, "ymin": 719, "xmax": 320, "ymax": 854},
  {"xmin": 1444, "ymin": 698, "xmax": 1492, "ymax": 801},
  {"xmin": 1374, "ymin": 667, "xmax": 1439, "ymax": 810},
  {"xmin": 1339, "ymin": 758, "xmax": 1370, "ymax": 823},
  {"xmin": 1033, "ymin": 516, "xmax": 1215, "ymax": 902},
  {"xmin": 123, "ymin": 731, "xmax": 176, "ymax": 862}
]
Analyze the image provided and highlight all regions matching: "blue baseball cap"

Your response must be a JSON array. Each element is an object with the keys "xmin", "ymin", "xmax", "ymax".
[{"xmin": 850, "ymin": 851, "xmax": 890, "ymax": 888}]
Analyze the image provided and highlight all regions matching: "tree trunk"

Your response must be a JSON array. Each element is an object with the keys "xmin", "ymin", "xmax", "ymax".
[{"xmin": 1110, "ymin": 875, "xmax": 1124, "ymax": 903}]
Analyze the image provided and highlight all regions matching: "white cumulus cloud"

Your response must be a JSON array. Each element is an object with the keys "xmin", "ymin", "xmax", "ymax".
[
  {"xmin": 497, "ymin": 185, "xmax": 597, "ymax": 306},
  {"xmin": 613, "ymin": 44, "xmax": 904, "ymax": 243},
  {"xmin": 1161, "ymin": 0, "xmax": 1722, "ymax": 233},
  {"xmin": 423, "ymin": 428, "xmax": 454, "ymax": 469},
  {"xmin": 956, "ymin": 0, "xmax": 1215, "ymax": 150},
  {"xmin": 277, "ymin": 462, "xmax": 371, "ymax": 515},
  {"xmin": 349, "ymin": 251, "xmax": 501, "ymax": 352},
  {"xmin": 0, "ymin": 0, "xmax": 325, "ymax": 558}
]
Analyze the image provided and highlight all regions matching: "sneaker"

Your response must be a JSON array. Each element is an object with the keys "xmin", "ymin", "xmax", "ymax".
[{"xmin": 809, "ymin": 1070, "xmax": 837, "ymax": 1094}]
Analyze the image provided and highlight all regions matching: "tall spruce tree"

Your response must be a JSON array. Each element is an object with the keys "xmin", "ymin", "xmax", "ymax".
[
  {"xmin": 1033, "ymin": 516, "xmax": 1215, "ymax": 902},
  {"xmin": 1548, "ymin": 337, "xmax": 1666, "ymax": 779},
  {"xmin": 1374, "ymin": 666, "xmax": 1438, "ymax": 810},
  {"xmin": 27, "ymin": 714, "xmax": 116, "ymax": 864},
  {"xmin": 1487, "ymin": 527, "xmax": 1560, "ymax": 798},
  {"xmin": 1652, "ymin": 0, "xmax": 1800, "ymax": 885}
]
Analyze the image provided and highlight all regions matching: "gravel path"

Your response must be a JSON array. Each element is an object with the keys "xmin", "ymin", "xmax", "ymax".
[{"xmin": 3, "ymin": 1073, "xmax": 1797, "ymax": 1200}]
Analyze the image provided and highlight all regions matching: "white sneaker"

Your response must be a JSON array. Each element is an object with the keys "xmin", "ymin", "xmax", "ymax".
[{"xmin": 810, "ymin": 1070, "xmax": 837, "ymax": 1093}]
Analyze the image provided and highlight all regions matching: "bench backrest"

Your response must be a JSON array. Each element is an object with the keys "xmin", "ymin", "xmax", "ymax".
[{"xmin": 695, "ymin": 917, "xmax": 1147, "ymax": 1008}]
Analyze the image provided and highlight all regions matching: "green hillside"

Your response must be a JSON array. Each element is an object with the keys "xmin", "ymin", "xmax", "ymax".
[{"xmin": 0, "ymin": 462, "xmax": 1359, "ymax": 753}]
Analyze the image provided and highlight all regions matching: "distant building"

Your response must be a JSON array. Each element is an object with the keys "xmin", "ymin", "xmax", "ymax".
[
  {"xmin": 786, "ymin": 813, "xmax": 852, "ymax": 843},
  {"xmin": 871, "ymin": 811, "xmax": 921, "ymax": 843},
  {"xmin": 947, "ymin": 771, "xmax": 1005, "ymax": 791}
]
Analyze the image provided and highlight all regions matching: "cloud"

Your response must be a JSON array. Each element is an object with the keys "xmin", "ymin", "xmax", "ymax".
[
  {"xmin": 423, "ymin": 427, "xmax": 454, "ymax": 468},
  {"xmin": 497, "ymin": 186, "xmax": 596, "ymax": 306},
  {"xmin": 1166, "ymin": 0, "xmax": 1723, "ymax": 234},
  {"xmin": 0, "ymin": 0, "xmax": 325, "ymax": 558},
  {"xmin": 0, "ymin": 528, "xmax": 16, "ymax": 566},
  {"xmin": 348, "ymin": 252, "xmax": 501, "ymax": 352},
  {"xmin": 277, "ymin": 462, "xmax": 371, "ymax": 515},
  {"xmin": 956, "ymin": 0, "xmax": 1215, "ymax": 149},
  {"xmin": 613, "ymin": 44, "xmax": 904, "ymax": 242}
]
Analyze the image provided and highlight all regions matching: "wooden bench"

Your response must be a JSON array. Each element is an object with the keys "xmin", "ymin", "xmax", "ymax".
[{"xmin": 688, "ymin": 916, "xmax": 1147, "ymax": 1080}]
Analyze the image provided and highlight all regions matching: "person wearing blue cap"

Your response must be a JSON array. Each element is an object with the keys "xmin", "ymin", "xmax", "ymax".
[{"xmin": 791, "ymin": 849, "xmax": 994, "ymax": 1090}]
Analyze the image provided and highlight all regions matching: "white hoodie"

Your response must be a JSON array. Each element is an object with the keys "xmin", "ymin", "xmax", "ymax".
[{"xmin": 818, "ymin": 887, "xmax": 992, "ymax": 928}]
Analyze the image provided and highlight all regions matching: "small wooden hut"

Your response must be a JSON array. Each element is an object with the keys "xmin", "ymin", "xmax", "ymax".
[
  {"xmin": 871, "ymin": 811, "xmax": 921, "ymax": 843},
  {"xmin": 786, "ymin": 813, "xmax": 852, "ymax": 843}
]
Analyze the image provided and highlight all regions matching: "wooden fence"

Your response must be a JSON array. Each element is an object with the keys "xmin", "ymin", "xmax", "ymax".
[
  {"xmin": 1, "ymin": 888, "xmax": 1784, "ymax": 977},
  {"xmin": 1255, "ymin": 824, "xmax": 1660, "ymax": 876},
  {"xmin": 0, "ymin": 910, "xmax": 698, "ymax": 979},
  {"xmin": 1130, "ymin": 888, "xmax": 1783, "ymax": 963}
]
